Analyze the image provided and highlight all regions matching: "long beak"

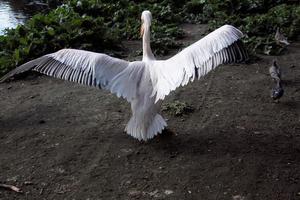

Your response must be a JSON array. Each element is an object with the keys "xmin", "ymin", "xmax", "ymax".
[{"xmin": 140, "ymin": 24, "xmax": 144, "ymax": 38}]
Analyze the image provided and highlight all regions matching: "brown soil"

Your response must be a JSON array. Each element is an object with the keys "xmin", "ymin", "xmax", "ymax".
[{"xmin": 0, "ymin": 24, "xmax": 300, "ymax": 200}]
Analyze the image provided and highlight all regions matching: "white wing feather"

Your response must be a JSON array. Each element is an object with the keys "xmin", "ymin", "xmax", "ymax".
[
  {"xmin": 1, "ymin": 49, "xmax": 146, "ymax": 102},
  {"xmin": 150, "ymin": 25, "xmax": 248, "ymax": 102}
]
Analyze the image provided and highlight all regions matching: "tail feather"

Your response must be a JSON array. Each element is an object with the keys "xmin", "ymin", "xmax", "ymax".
[{"xmin": 125, "ymin": 114, "xmax": 167, "ymax": 141}]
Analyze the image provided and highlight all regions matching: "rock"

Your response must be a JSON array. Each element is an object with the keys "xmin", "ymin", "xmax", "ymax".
[
  {"xmin": 24, "ymin": 181, "xmax": 33, "ymax": 185},
  {"xmin": 233, "ymin": 195, "xmax": 245, "ymax": 200},
  {"xmin": 164, "ymin": 189, "xmax": 174, "ymax": 195},
  {"xmin": 149, "ymin": 189, "xmax": 161, "ymax": 198},
  {"xmin": 128, "ymin": 190, "xmax": 142, "ymax": 197}
]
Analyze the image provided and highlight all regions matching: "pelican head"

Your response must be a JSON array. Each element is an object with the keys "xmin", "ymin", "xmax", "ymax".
[{"xmin": 140, "ymin": 10, "xmax": 152, "ymax": 37}]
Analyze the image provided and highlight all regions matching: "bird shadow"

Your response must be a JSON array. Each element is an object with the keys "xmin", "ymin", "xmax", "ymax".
[
  {"xmin": 282, "ymin": 79, "xmax": 300, "ymax": 88},
  {"xmin": 277, "ymin": 100, "xmax": 299, "ymax": 109},
  {"xmin": 139, "ymin": 127, "xmax": 300, "ymax": 161}
]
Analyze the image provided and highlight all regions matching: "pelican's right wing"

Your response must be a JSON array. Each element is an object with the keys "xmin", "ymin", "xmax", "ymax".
[
  {"xmin": 150, "ymin": 25, "xmax": 248, "ymax": 102},
  {"xmin": 0, "ymin": 49, "xmax": 146, "ymax": 102}
]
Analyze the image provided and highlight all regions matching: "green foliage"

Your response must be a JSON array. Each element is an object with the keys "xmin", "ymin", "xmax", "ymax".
[
  {"xmin": 186, "ymin": 0, "xmax": 300, "ymax": 55},
  {"xmin": 162, "ymin": 100, "xmax": 194, "ymax": 116},
  {"xmin": 0, "ymin": 5, "xmax": 120, "ymax": 76},
  {"xmin": 67, "ymin": 0, "xmax": 185, "ymax": 54}
]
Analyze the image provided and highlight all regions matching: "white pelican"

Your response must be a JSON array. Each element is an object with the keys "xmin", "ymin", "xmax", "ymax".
[{"xmin": 1, "ymin": 10, "xmax": 248, "ymax": 141}]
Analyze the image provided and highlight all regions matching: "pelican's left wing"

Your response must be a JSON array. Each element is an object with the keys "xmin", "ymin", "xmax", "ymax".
[
  {"xmin": 0, "ymin": 49, "xmax": 146, "ymax": 102},
  {"xmin": 150, "ymin": 25, "xmax": 248, "ymax": 102}
]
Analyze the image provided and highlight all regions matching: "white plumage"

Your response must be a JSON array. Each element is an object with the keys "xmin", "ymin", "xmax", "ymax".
[{"xmin": 0, "ymin": 10, "xmax": 248, "ymax": 141}]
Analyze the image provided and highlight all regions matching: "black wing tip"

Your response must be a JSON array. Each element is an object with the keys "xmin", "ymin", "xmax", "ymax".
[
  {"xmin": 234, "ymin": 39, "xmax": 249, "ymax": 63},
  {"xmin": 0, "ymin": 57, "xmax": 45, "ymax": 83},
  {"xmin": 1, "ymin": 71, "xmax": 41, "ymax": 83},
  {"xmin": 0, "ymin": 75, "xmax": 9, "ymax": 83},
  {"xmin": 0, "ymin": 70, "xmax": 19, "ymax": 83}
]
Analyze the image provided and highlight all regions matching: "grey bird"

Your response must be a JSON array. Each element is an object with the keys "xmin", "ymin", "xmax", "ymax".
[
  {"xmin": 269, "ymin": 60, "xmax": 281, "ymax": 81},
  {"xmin": 271, "ymin": 81, "xmax": 284, "ymax": 100},
  {"xmin": 269, "ymin": 60, "xmax": 284, "ymax": 101},
  {"xmin": 275, "ymin": 28, "xmax": 290, "ymax": 46}
]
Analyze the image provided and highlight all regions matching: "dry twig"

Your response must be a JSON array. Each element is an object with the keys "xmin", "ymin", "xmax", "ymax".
[{"xmin": 0, "ymin": 184, "xmax": 22, "ymax": 193}]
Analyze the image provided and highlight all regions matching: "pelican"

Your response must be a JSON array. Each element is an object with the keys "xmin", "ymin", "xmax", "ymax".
[{"xmin": 0, "ymin": 11, "xmax": 248, "ymax": 141}]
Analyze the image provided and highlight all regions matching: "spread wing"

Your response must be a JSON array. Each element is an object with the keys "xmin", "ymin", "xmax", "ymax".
[
  {"xmin": 0, "ymin": 49, "xmax": 146, "ymax": 102},
  {"xmin": 150, "ymin": 25, "xmax": 248, "ymax": 102}
]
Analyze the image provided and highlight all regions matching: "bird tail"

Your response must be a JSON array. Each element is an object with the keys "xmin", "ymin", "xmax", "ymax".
[{"xmin": 125, "ymin": 114, "xmax": 167, "ymax": 141}]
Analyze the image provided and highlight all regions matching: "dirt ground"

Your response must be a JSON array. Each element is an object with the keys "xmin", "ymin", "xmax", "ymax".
[{"xmin": 0, "ymin": 24, "xmax": 300, "ymax": 200}]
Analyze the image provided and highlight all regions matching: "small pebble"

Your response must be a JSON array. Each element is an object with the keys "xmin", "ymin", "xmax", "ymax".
[
  {"xmin": 236, "ymin": 126, "xmax": 245, "ymax": 130},
  {"xmin": 24, "ymin": 181, "xmax": 33, "ymax": 185},
  {"xmin": 164, "ymin": 190, "xmax": 174, "ymax": 195}
]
